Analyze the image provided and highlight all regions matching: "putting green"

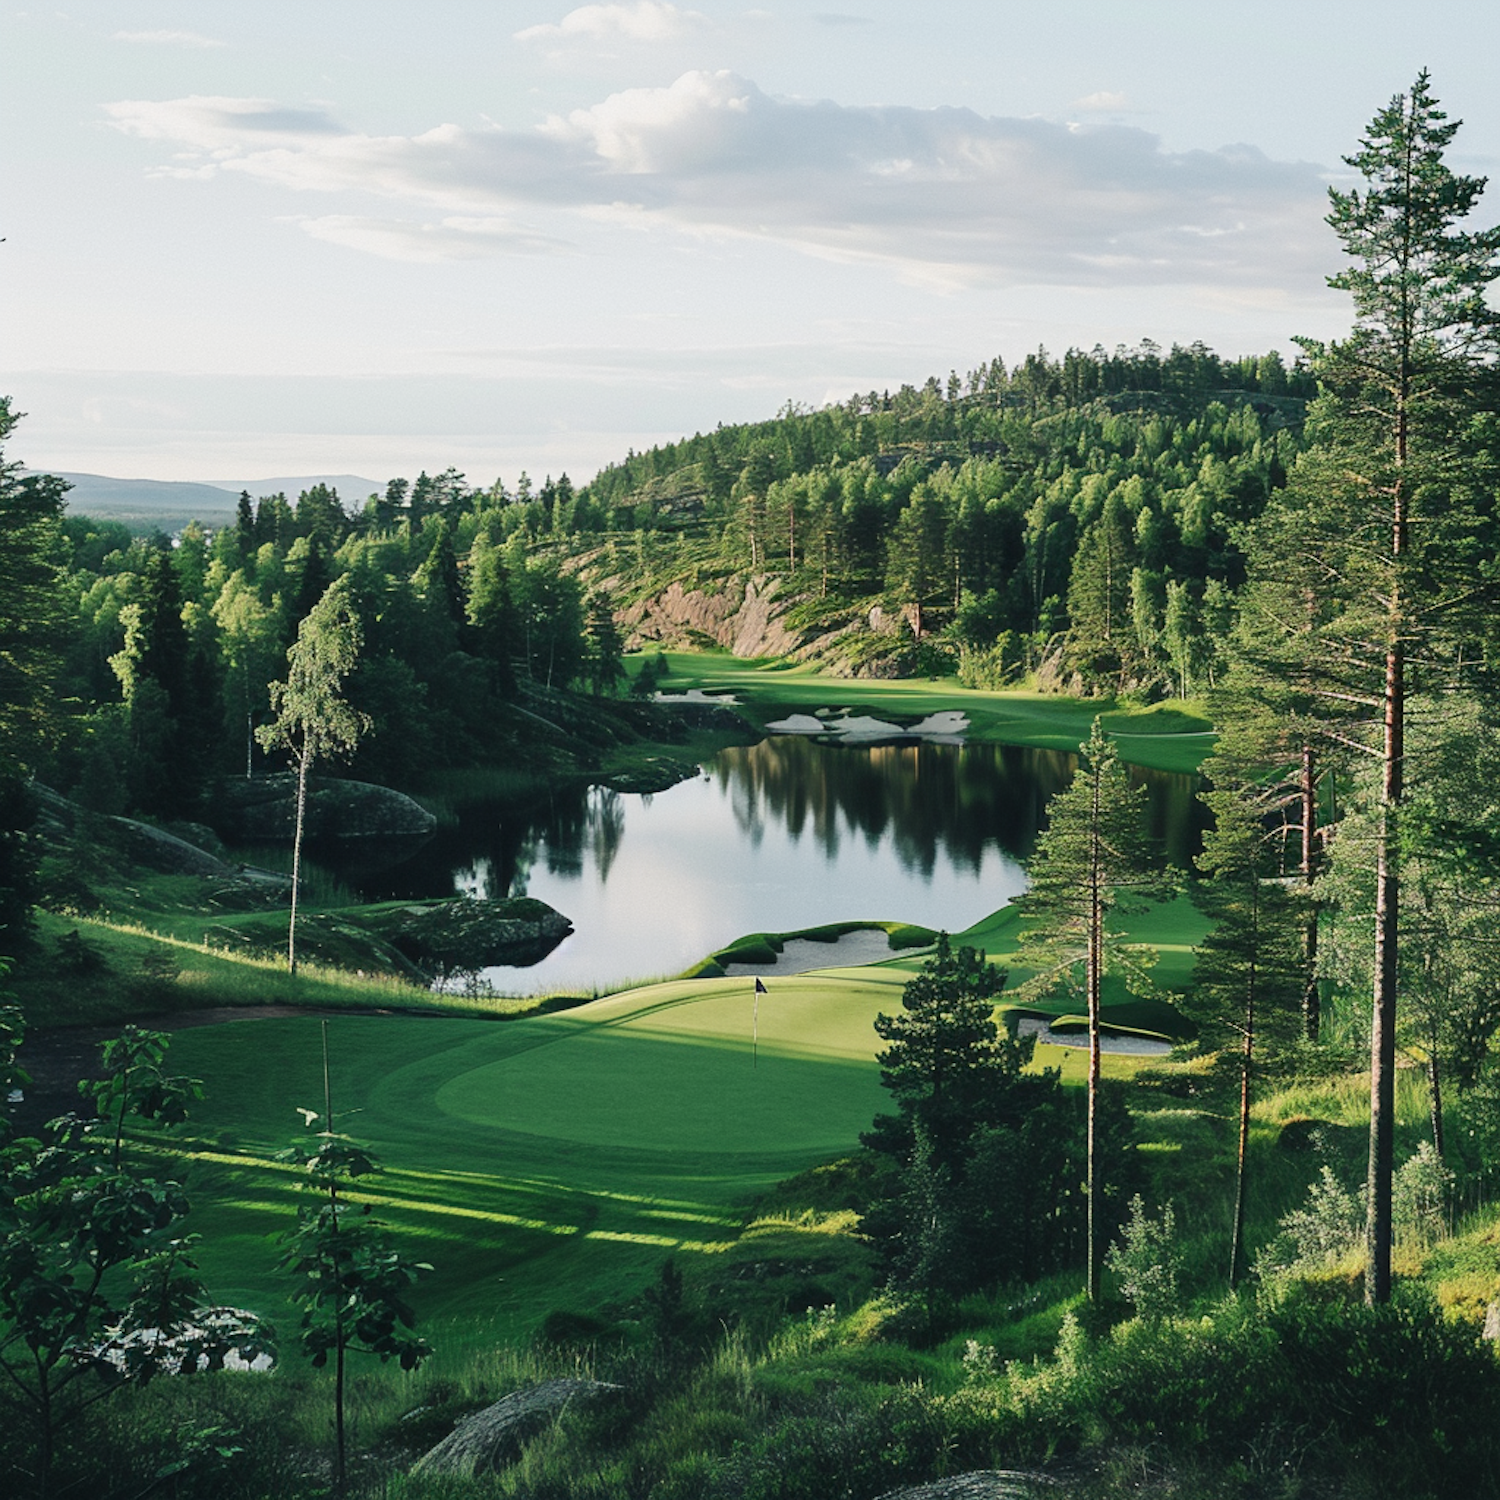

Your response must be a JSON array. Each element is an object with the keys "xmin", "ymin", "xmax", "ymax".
[{"xmin": 435, "ymin": 972, "xmax": 905, "ymax": 1153}]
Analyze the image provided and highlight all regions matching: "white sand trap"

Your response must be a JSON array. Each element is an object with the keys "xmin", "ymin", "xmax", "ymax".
[
  {"xmin": 765, "ymin": 708, "xmax": 971, "ymax": 744},
  {"xmin": 823, "ymin": 713, "xmax": 906, "ymax": 739},
  {"xmin": 763, "ymin": 713, "xmax": 829, "ymax": 734},
  {"xmin": 654, "ymin": 689, "xmax": 741, "ymax": 705},
  {"xmin": 722, "ymin": 928, "xmax": 904, "ymax": 977},
  {"xmin": 1015, "ymin": 1016, "xmax": 1172, "ymax": 1057},
  {"xmin": 908, "ymin": 710, "xmax": 970, "ymax": 738}
]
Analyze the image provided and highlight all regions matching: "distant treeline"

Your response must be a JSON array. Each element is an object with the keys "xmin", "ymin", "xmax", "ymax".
[{"xmin": 27, "ymin": 341, "xmax": 1309, "ymax": 823}]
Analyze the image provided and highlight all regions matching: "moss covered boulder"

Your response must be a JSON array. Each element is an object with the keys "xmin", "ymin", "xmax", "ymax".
[
  {"xmin": 359, "ymin": 896, "xmax": 573, "ymax": 975},
  {"xmin": 214, "ymin": 773, "xmax": 437, "ymax": 842}
]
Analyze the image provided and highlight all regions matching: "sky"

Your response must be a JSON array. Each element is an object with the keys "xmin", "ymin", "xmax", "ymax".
[{"xmin": 5, "ymin": 2, "xmax": 1500, "ymax": 489}]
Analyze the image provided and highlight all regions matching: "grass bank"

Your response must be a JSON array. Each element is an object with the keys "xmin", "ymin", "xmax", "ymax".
[{"xmin": 638, "ymin": 649, "xmax": 1214, "ymax": 775}]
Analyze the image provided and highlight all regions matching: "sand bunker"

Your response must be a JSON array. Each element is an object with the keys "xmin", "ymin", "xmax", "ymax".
[
  {"xmin": 721, "ymin": 928, "xmax": 905, "ymax": 977},
  {"xmin": 654, "ymin": 689, "xmax": 741, "ymax": 705},
  {"xmin": 1015, "ymin": 1015, "xmax": 1172, "ymax": 1057},
  {"xmin": 762, "ymin": 713, "xmax": 828, "ymax": 735},
  {"xmin": 763, "ymin": 708, "xmax": 970, "ymax": 744}
]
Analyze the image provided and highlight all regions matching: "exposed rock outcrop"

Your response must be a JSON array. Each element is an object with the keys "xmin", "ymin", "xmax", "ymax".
[
  {"xmin": 32, "ymin": 783, "xmax": 269, "ymax": 881},
  {"xmin": 363, "ymin": 897, "xmax": 573, "ymax": 974},
  {"xmin": 622, "ymin": 576, "xmax": 806, "ymax": 658},
  {"xmin": 413, "ymin": 1379, "xmax": 623, "ymax": 1477},
  {"xmin": 214, "ymin": 773, "xmax": 437, "ymax": 843}
]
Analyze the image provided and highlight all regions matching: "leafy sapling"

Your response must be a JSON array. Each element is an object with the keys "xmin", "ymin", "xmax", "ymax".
[{"xmin": 280, "ymin": 1021, "xmax": 431, "ymax": 1493}]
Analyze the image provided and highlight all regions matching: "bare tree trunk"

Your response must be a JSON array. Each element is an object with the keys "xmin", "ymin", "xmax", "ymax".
[
  {"xmin": 289, "ymin": 746, "xmax": 309, "ymax": 976},
  {"xmin": 1367, "ymin": 384, "xmax": 1408, "ymax": 1306},
  {"xmin": 1301, "ymin": 744, "xmax": 1320, "ymax": 1040},
  {"xmin": 1230, "ymin": 937, "xmax": 1257, "ymax": 1288},
  {"xmin": 1086, "ymin": 757, "xmax": 1103, "ymax": 1303},
  {"xmin": 323, "ymin": 1021, "xmax": 347, "ymax": 1494},
  {"xmin": 1429, "ymin": 1046, "xmax": 1445, "ymax": 1160}
]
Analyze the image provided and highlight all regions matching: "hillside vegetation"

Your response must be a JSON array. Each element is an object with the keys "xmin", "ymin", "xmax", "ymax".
[{"xmin": 7, "ymin": 73, "xmax": 1500, "ymax": 1500}]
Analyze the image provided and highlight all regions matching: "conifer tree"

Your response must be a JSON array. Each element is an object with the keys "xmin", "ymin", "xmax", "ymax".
[
  {"xmin": 1238, "ymin": 73, "xmax": 1500, "ymax": 1302},
  {"xmin": 1014, "ymin": 718, "xmax": 1159, "ymax": 1299},
  {"xmin": 1187, "ymin": 755, "xmax": 1306, "ymax": 1286}
]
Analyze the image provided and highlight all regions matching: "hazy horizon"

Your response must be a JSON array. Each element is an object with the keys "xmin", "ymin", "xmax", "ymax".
[{"xmin": 6, "ymin": 2, "xmax": 1499, "ymax": 485}]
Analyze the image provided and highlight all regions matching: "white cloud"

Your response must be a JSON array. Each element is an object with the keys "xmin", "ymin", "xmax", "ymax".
[
  {"xmin": 515, "ymin": 3, "xmax": 706, "ymax": 44},
  {"xmin": 104, "ymin": 73, "xmax": 1333, "ymax": 290},
  {"xmin": 298, "ymin": 214, "xmax": 572, "ymax": 261},
  {"xmin": 106, "ymin": 96, "xmax": 345, "ymax": 151},
  {"xmin": 113, "ymin": 29, "xmax": 227, "ymax": 49},
  {"xmin": 1073, "ymin": 91, "xmax": 1132, "ymax": 113}
]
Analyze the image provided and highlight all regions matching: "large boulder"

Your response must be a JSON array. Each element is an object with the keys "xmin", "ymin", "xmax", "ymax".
[
  {"xmin": 214, "ymin": 774, "xmax": 436, "ymax": 842},
  {"xmin": 362, "ymin": 897, "xmax": 573, "ymax": 973},
  {"xmin": 413, "ymin": 1379, "xmax": 622, "ymax": 1477}
]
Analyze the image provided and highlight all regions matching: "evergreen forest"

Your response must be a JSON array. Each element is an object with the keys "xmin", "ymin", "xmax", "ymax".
[{"xmin": 3, "ymin": 70, "xmax": 1500, "ymax": 1500}]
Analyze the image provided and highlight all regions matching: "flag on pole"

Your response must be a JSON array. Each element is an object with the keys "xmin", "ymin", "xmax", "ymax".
[{"xmin": 753, "ymin": 978, "xmax": 767, "ymax": 1067}]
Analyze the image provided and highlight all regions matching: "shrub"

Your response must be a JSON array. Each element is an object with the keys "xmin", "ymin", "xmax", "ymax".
[{"xmin": 1105, "ymin": 1195, "xmax": 1181, "ymax": 1321}]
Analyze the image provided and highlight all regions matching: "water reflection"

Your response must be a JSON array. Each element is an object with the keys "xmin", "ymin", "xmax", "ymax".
[
  {"xmin": 321, "ymin": 738, "xmax": 1201, "ymax": 996},
  {"xmin": 711, "ymin": 739, "xmax": 1079, "ymax": 877}
]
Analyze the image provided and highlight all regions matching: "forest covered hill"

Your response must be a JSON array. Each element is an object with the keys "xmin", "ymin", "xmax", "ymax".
[{"xmin": 18, "ymin": 339, "xmax": 1311, "ymax": 833}]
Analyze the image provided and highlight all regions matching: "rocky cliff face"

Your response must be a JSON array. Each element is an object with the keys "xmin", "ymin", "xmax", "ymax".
[
  {"xmin": 366, "ymin": 897, "xmax": 573, "ymax": 976},
  {"xmin": 621, "ymin": 576, "xmax": 807, "ymax": 658}
]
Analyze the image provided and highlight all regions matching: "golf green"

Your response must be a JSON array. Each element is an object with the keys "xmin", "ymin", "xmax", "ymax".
[{"xmin": 437, "ymin": 972, "xmax": 906, "ymax": 1153}]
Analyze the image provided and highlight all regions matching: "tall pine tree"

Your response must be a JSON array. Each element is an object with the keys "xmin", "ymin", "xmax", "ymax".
[
  {"xmin": 1014, "ymin": 718, "xmax": 1159, "ymax": 1299},
  {"xmin": 1239, "ymin": 74, "xmax": 1500, "ymax": 1302}
]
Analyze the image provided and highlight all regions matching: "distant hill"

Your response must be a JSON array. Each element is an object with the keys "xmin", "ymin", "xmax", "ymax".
[
  {"xmin": 23, "ymin": 470, "xmax": 381, "ymax": 533},
  {"xmin": 204, "ymin": 474, "xmax": 383, "ymax": 499}
]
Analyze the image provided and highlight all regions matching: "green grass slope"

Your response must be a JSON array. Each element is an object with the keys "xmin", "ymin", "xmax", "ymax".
[
  {"xmin": 159, "ymin": 939, "xmax": 1180, "ymax": 1354},
  {"xmin": 161, "ymin": 969, "xmax": 910, "ymax": 1349},
  {"xmin": 643, "ymin": 650, "xmax": 1214, "ymax": 774}
]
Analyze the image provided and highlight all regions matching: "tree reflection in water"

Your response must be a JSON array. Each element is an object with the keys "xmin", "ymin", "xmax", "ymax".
[{"xmin": 319, "ymin": 738, "xmax": 1201, "ymax": 995}]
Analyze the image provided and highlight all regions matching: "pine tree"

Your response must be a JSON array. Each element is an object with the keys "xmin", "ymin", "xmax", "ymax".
[
  {"xmin": 1187, "ymin": 754, "xmax": 1306, "ymax": 1286},
  {"xmin": 870, "ymin": 932, "xmax": 1016, "ymax": 1168},
  {"xmin": 1239, "ymin": 74, "xmax": 1500, "ymax": 1302},
  {"xmin": 1013, "ymin": 718, "xmax": 1160, "ymax": 1299},
  {"xmin": 1065, "ymin": 494, "xmax": 1137, "ymax": 690}
]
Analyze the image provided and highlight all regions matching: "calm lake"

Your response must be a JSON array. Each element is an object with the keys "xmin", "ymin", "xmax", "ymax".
[{"xmin": 325, "ymin": 736, "xmax": 1201, "ymax": 996}]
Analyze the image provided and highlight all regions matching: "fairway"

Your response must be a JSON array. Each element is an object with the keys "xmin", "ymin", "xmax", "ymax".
[
  {"xmin": 652, "ymin": 650, "xmax": 1215, "ymax": 774},
  {"xmin": 160, "ymin": 966, "xmax": 909, "ymax": 1348},
  {"xmin": 153, "ymin": 910, "xmax": 1193, "ymax": 1351}
]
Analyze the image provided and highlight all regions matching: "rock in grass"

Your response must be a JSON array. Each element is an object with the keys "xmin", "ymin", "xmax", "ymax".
[
  {"xmin": 413, "ymin": 1379, "xmax": 622, "ymax": 1477},
  {"xmin": 873, "ymin": 1475, "xmax": 1058, "ymax": 1500}
]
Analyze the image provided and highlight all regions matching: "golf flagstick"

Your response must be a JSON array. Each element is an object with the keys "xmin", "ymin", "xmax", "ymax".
[{"xmin": 753, "ymin": 977, "xmax": 767, "ymax": 1067}]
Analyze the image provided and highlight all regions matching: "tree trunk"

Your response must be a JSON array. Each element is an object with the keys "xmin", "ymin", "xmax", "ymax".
[
  {"xmin": 324, "ymin": 1020, "xmax": 346, "ymax": 1493},
  {"xmin": 1366, "ymin": 651, "xmax": 1402, "ymax": 1306},
  {"xmin": 1301, "ymin": 744, "xmax": 1320, "ymax": 1041},
  {"xmin": 1086, "ymin": 757, "xmax": 1103, "ymax": 1303},
  {"xmin": 289, "ymin": 746, "xmax": 309, "ymax": 976},
  {"xmin": 1367, "ymin": 361, "xmax": 1409, "ymax": 1306},
  {"xmin": 1230, "ymin": 937, "xmax": 1257, "ymax": 1289},
  {"xmin": 1429, "ymin": 1046, "xmax": 1445, "ymax": 1160}
]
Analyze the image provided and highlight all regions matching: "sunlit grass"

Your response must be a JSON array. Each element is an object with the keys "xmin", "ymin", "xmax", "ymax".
[{"xmin": 646, "ymin": 648, "xmax": 1214, "ymax": 773}]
